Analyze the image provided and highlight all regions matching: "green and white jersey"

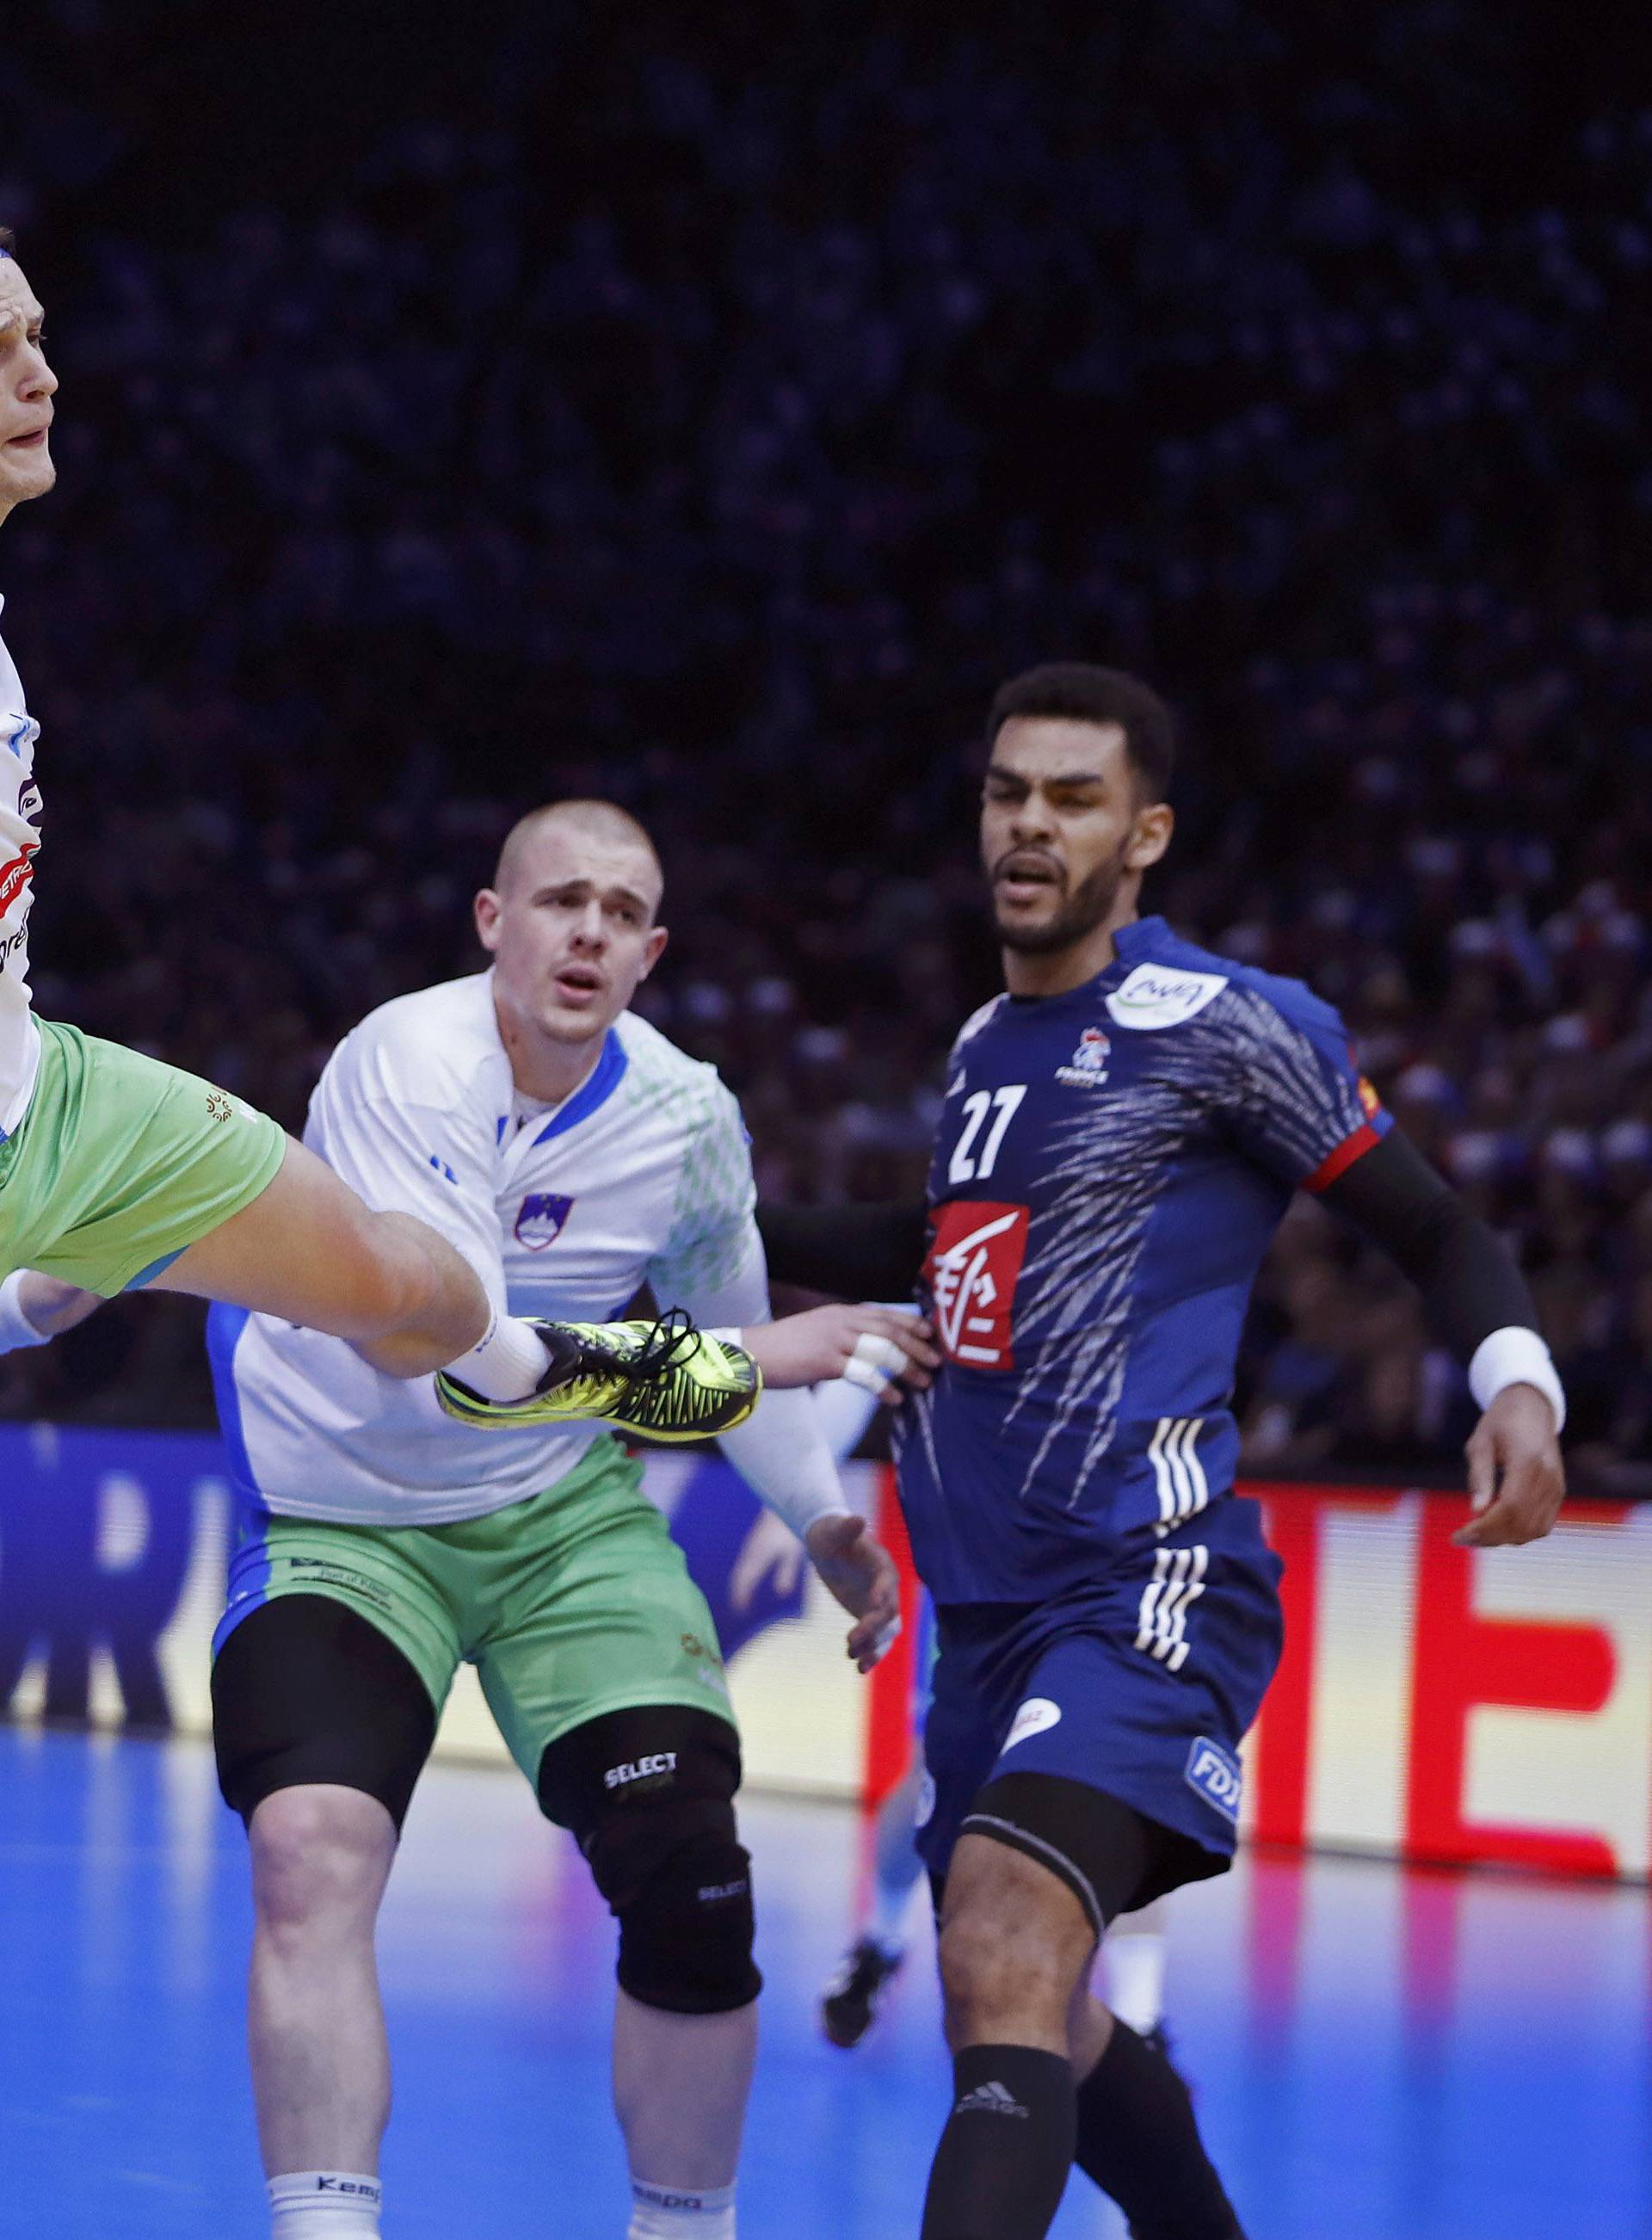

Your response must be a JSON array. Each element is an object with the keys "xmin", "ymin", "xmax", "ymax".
[
  {"xmin": 210, "ymin": 970, "xmax": 834, "ymax": 1527},
  {"xmin": 0, "ymin": 608, "xmax": 43, "ymax": 1139}
]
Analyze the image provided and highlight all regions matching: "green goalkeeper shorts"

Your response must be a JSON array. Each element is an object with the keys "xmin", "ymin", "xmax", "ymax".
[
  {"xmin": 213, "ymin": 1432, "xmax": 737, "ymax": 1785},
  {"xmin": 0, "ymin": 1018, "xmax": 287, "ymax": 1296}
]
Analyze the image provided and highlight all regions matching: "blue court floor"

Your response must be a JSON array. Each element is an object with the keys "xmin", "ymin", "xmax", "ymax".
[{"xmin": 0, "ymin": 1724, "xmax": 1645, "ymax": 2237}]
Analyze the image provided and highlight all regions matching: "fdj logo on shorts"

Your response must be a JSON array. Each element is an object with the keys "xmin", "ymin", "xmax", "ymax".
[
  {"xmin": 1184, "ymin": 1737, "xmax": 1243, "ymax": 1823},
  {"xmin": 924, "ymin": 1200, "xmax": 1030, "ymax": 1368},
  {"xmin": 515, "ymin": 1191, "xmax": 576, "ymax": 1250}
]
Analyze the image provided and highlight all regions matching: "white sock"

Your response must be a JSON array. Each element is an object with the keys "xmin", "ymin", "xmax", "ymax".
[
  {"xmin": 268, "ymin": 2172, "xmax": 382, "ymax": 2237},
  {"xmin": 447, "ymin": 1310, "xmax": 553, "ymax": 1402},
  {"xmin": 1106, "ymin": 1929, "xmax": 1168, "ymax": 2036},
  {"xmin": 867, "ymin": 1871, "xmax": 917, "ymax": 1953},
  {"xmin": 629, "ymin": 2178, "xmax": 737, "ymax": 2240}
]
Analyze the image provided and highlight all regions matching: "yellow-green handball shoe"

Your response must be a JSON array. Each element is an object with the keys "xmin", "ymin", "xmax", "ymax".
[{"xmin": 435, "ymin": 1307, "xmax": 762, "ymax": 1443}]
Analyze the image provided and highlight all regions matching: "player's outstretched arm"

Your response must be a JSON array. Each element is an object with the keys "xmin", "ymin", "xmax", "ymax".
[
  {"xmin": 717, "ymin": 1307, "xmax": 931, "ymax": 1664},
  {"xmin": 659, "ymin": 1207, "xmax": 916, "ymax": 1664},
  {"xmin": 658, "ymin": 1105, "xmax": 921, "ymax": 1660},
  {"xmin": 0, "ymin": 1268, "xmax": 104, "ymax": 1348},
  {"xmin": 1317, "ymin": 1128, "xmax": 1567, "ymax": 1545},
  {"xmin": 737, "ymin": 1301, "xmax": 939, "ymax": 1400}
]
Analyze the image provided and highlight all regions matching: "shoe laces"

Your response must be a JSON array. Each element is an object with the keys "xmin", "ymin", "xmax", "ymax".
[{"xmin": 615, "ymin": 1306, "xmax": 703, "ymax": 1382}]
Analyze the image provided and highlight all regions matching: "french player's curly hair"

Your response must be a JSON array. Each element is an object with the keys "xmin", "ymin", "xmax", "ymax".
[{"xmin": 988, "ymin": 662, "xmax": 1176, "ymax": 805}]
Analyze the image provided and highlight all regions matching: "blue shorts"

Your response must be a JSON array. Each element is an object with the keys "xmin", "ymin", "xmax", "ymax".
[{"xmin": 916, "ymin": 1499, "xmax": 1283, "ymax": 1904}]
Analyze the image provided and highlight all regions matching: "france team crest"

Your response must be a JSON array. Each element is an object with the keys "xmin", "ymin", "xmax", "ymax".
[
  {"xmin": 515, "ymin": 1191, "xmax": 576, "ymax": 1250},
  {"xmin": 1055, "ymin": 1024, "xmax": 1111, "ymax": 1088}
]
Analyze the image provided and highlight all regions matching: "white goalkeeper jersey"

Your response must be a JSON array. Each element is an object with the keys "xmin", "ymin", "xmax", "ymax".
[
  {"xmin": 0, "ymin": 608, "xmax": 43, "ymax": 1139},
  {"xmin": 210, "ymin": 970, "xmax": 841, "ymax": 1528}
]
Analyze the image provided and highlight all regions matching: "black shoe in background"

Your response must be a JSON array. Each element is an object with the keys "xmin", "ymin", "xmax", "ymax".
[{"xmin": 821, "ymin": 1935, "xmax": 905, "ymax": 2048}]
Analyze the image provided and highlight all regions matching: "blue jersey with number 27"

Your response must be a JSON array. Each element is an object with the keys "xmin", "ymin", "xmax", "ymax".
[{"xmin": 892, "ymin": 915, "xmax": 1391, "ymax": 1606}]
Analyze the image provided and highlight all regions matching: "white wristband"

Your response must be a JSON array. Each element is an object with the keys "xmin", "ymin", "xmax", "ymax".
[
  {"xmin": 0, "ymin": 1269, "xmax": 51, "ymax": 1352},
  {"xmin": 1469, "ymin": 1326, "xmax": 1566, "ymax": 1436}
]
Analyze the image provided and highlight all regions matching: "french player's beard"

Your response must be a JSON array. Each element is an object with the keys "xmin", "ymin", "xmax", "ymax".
[{"xmin": 992, "ymin": 838, "xmax": 1131, "ymax": 956}]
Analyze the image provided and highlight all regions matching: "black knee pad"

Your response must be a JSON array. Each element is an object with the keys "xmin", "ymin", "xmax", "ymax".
[
  {"xmin": 538, "ymin": 1705, "xmax": 762, "ymax": 2015},
  {"xmin": 610, "ymin": 1822, "xmax": 761, "ymax": 2015}
]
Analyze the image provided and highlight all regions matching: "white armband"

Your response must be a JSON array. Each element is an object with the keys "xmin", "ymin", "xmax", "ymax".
[
  {"xmin": 0, "ymin": 1270, "xmax": 51, "ymax": 1353},
  {"xmin": 1469, "ymin": 1326, "xmax": 1566, "ymax": 1435}
]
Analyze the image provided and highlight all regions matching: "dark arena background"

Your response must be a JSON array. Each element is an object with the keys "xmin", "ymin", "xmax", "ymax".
[{"xmin": 1, "ymin": 3, "xmax": 1648, "ymax": 2235}]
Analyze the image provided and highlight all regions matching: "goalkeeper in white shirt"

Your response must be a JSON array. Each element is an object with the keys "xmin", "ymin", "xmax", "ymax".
[{"xmin": 6, "ymin": 798, "xmax": 934, "ymax": 2240}]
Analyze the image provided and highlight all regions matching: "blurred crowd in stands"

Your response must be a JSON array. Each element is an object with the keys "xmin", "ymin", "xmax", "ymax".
[{"xmin": 3, "ymin": 1, "xmax": 1651, "ymax": 1484}]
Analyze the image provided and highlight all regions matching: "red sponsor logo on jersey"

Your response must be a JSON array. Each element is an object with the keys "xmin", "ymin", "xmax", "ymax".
[
  {"xmin": 0, "ymin": 837, "xmax": 37, "ymax": 916},
  {"xmin": 924, "ymin": 1199, "xmax": 1030, "ymax": 1370}
]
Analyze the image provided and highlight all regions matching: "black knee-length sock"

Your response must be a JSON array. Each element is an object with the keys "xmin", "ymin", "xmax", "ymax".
[
  {"xmin": 1073, "ymin": 2021, "xmax": 1244, "ymax": 2240},
  {"xmin": 921, "ymin": 2044, "xmax": 1076, "ymax": 2240}
]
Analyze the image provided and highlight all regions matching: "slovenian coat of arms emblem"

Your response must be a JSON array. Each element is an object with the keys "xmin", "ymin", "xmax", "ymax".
[{"xmin": 515, "ymin": 1192, "xmax": 576, "ymax": 1250}]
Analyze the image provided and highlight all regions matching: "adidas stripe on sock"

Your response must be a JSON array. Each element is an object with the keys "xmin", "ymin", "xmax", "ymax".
[{"xmin": 922, "ymin": 2045, "xmax": 1076, "ymax": 2240}]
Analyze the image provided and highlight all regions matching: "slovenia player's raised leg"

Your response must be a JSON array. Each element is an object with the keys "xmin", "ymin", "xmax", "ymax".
[
  {"xmin": 1, "ymin": 1023, "xmax": 783, "ymax": 1419},
  {"xmin": 144, "ymin": 1135, "xmax": 491, "ymax": 1378}
]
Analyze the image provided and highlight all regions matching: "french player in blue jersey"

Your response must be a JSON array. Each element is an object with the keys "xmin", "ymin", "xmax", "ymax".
[{"xmin": 761, "ymin": 661, "xmax": 1567, "ymax": 2240}]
